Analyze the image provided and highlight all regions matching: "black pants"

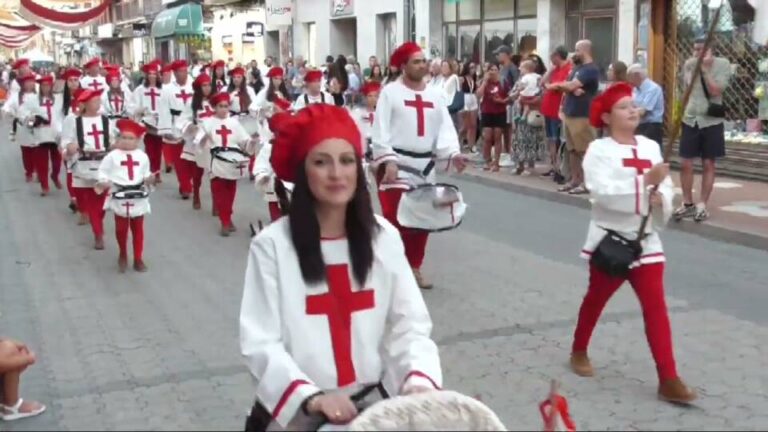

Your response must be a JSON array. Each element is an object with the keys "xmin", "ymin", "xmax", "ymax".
[{"xmin": 636, "ymin": 122, "xmax": 663, "ymax": 148}]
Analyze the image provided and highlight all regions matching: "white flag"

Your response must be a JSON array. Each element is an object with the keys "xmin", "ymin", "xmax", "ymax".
[{"xmin": 749, "ymin": 0, "xmax": 768, "ymax": 46}]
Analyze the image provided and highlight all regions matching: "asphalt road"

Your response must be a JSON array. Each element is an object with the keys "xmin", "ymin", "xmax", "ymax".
[{"xmin": 1, "ymin": 120, "xmax": 767, "ymax": 431}]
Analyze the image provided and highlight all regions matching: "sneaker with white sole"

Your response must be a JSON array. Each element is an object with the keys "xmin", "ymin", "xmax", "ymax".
[
  {"xmin": 673, "ymin": 204, "xmax": 696, "ymax": 221},
  {"xmin": 694, "ymin": 207, "xmax": 710, "ymax": 223},
  {"xmin": 498, "ymin": 153, "xmax": 514, "ymax": 167}
]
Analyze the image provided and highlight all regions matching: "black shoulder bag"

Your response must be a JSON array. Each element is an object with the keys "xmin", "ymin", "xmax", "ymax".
[
  {"xmin": 700, "ymin": 70, "xmax": 726, "ymax": 118},
  {"xmin": 589, "ymin": 201, "xmax": 653, "ymax": 278}
]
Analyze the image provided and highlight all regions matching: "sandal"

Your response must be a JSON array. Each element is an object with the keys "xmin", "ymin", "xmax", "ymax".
[
  {"xmin": 558, "ymin": 184, "xmax": 576, "ymax": 193},
  {"xmin": 0, "ymin": 398, "xmax": 46, "ymax": 421},
  {"xmin": 568, "ymin": 185, "xmax": 589, "ymax": 195}
]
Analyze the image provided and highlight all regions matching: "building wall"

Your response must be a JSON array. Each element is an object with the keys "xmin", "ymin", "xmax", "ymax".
[
  {"xmin": 210, "ymin": 6, "xmax": 268, "ymax": 65},
  {"xmin": 294, "ymin": 0, "xmax": 404, "ymax": 67}
]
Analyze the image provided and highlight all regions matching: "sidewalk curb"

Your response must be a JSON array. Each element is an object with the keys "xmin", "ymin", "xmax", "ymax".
[{"xmin": 455, "ymin": 171, "xmax": 768, "ymax": 252}]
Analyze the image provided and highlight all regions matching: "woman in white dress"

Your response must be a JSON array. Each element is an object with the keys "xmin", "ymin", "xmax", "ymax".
[{"xmin": 241, "ymin": 104, "xmax": 442, "ymax": 431}]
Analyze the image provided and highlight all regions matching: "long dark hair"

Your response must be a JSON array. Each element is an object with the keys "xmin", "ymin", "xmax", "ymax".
[
  {"xmin": 228, "ymin": 76, "xmax": 251, "ymax": 113},
  {"xmin": 384, "ymin": 65, "xmax": 401, "ymax": 84},
  {"xmin": 62, "ymin": 82, "xmax": 78, "ymax": 115},
  {"xmin": 329, "ymin": 55, "xmax": 349, "ymax": 93},
  {"xmin": 527, "ymin": 54, "xmax": 548, "ymax": 76},
  {"xmin": 214, "ymin": 68, "xmax": 228, "ymax": 90},
  {"xmin": 191, "ymin": 83, "xmax": 211, "ymax": 121},
  {"xmin": 142, "ymin": 74, "xmax": 162, "ymax": 89},
  {"xmin": 283, "ymin": 160, "xmax": 378, "ymax": 287},
  {"xmin": 266, "ymin": 78, "xmax": 289, "ymax": 103}
]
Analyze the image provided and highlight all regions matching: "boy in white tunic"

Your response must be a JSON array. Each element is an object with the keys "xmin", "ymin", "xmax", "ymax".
[
  {"xmin": 371, "ymin": 42, "xmax": 468, "ymax": 289},
  {"xmin": 158, "ymin": 60, "xmax": 195, "ymax": 198},
  {"xmin": 131, "ymin": 61, "xmax": 164, "ymax": 182},
  {"xmin": 96, "ymin": 119, "xmax": 157, "ymax": 273},
  {"xmin": 569, "ymin": 83, "xmax": 697, "ymax": 404},
  {"xmin": 30, "ymin": 75, "xmax": 63, "ymax": 195},
  {"xmin": 2, "ymin": 73, "xmax": 39, "ymax": 183},
  {"xmin": 101, "ymin": 71, "xmax": 133, "ymax": 135},
  {"xmin": 196, "ymin": 92, "xmax": 255, "ymax": 235},
  {"xmin": 7, "ymin": 58, "xmax": 33, "ymax": 144},
  {"xmin": 241, "ymin": 104, "xmax": 441, "ymax": 431},
  {"xmin": 252, "ymin": 97, "xmax": 292, "ymax": 221},
  {"xmin": 292, "ymin": 69, "xmax": 334, "ymax": 111},
  {"xmin": 80, "ymin": 57, "xmax": 107, "ymax": 93}
]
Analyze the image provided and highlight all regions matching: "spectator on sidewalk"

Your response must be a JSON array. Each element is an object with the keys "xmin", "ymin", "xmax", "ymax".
[
  {"xmin": 555, "ymin": 39, "xmax": 600, "ymax": 195},
  {"xmin": 368, "ymin": 64, "xmax": 384, "ymax": 83},
  {"xmin": 363, "ymin": 55, "xmax": 378, "ymax": 78},
  {"xmin": 512, "ymin": 60, "xmax": 545, "ymax": 176},
  {"xmin": 0, "ymin": 337, "xmax": 46, "ymax": 421},
  {"xmin": 541, "ymin": 45, "xmax": 572, "ymax": 184},
  {"xmin": 459, "ymin": 61, "xmax": 479, "ymax": 153},
  {"xmin": 607, "ymin": 61, "xmax": 628, "ymax": 85},
  {"xmin": 383, "ymin": 63, "xmax": 400, "ymax": 85},
  {"xmin": 675, "ymin": 37, "xmax": 732, "ymax": 223},
  {"xmin": 628, "ymin": 64, "xmax": 664, "ymax": 147},
  {"xmin": 477, "ymin": 63, "xmax": 510, "ymax": 172}
]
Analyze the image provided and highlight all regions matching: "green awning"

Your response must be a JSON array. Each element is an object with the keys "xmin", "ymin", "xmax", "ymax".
[{"xmin": 151, "ymin": 3, "xmax": 203, "ymax": 38}]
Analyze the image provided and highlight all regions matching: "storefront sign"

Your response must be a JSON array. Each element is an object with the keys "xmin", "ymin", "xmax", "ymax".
[
  {"xmin": 331, "ymin": 0, "xmax": 353, "ymax": 17},
  {"xmin": 242, "ymin": 34, "xmax": 256, "ymax": 43},
  {"xmin": 245, "ymin": 21, "xmax": 264, "ymax": 37},
  {"xmin": 266, "ymin": 0, "xmax": 292, "ymax": 26}
]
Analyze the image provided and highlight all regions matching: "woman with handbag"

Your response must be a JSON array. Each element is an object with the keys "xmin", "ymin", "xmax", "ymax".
[
  {"xmin": 513, "ymin": 60, "xmax": 545, "ymax": 176},
  {"xmin": 569, "ymin": 83, "xmax": 697, "ymax": 404}
]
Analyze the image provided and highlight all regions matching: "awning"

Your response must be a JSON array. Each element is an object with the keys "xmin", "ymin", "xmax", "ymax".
[{"xmin": 150, "ymin": 3, "xmax": 203, "ymax": 38}]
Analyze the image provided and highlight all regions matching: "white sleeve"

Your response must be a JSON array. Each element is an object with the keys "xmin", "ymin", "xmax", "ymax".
[
  {"xmin": 370, "ymin": 87, "xmax": 398, "ymax": 166},
  {"xmin": 2, "ymin": 96, "xmax": 17, "ymax": 118},
  {"xmin": 381, "ymin": 225, "xmax": 443, "ymax": 394},
  {"xmin": 130, "ymin": 87, "xmax": 143, "ymax": 116},
  {"xmin": 123, "ymin": 91, "xmax": 136, "ymax": 116},
  {"xmin": 252, "ymin": 143, "xmax": 274, "ymax": 194},
  {"xmin": 584, "ymin": 142, "xmax": 649, "ymax": 215},
  {"xmin": 291, "ymin": 94, "xmax": 306, "ymax": 111},
  {"xmin": 96, "ymin": 152, "xmax": 113, "ymax": 183},
  {"xmin": 234, "ymin": 120, "xmax": 251, "ymax": 147},
  {"xmin": 434, "ymin": 104, "xmax": 461, "ymax": 172},
  {"xmin": 140, "ymin": 152, "xmax": 152, "ymax": 180},
  {"xmin": 157, "ymin": 87, "xmax": 173, "ymax": 132},
  {"xmin": 240, "ymin": 235, "xmax": 322, "ymax": 428},
  {"xmin": 247, "ymin": 87, "xmax": 259, "ymax": 112},
  {"xmin": 60, "ymin": 116, "xmax": 75, "ymax": 151}
]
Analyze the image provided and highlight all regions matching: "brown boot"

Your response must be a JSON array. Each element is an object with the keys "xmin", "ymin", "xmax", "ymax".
[
  {"xmin": 570, "ymin": 351, "xmax": 594, "ymax": 377},
  {"xmin": 133, "ymin": 260, "xmax": 148, "ymax": 272},
  {"xmin": 658, "ymin": 378, "xmax": 697, "ymax": 404},
  {"xmin": 412, "ymin": 268, "xmax": 433, "ymax": 290},
  {"xmin": 118, "ymin": 256, "xmax": 128, "ymax": 273},
  {"xmin": 94, "ymin": 236, "xmax": 105, "ymax": 250},
  {"xmin": 192, "ymin": 196, "xmax": 201, "ymax": 210},
  {"xmin": 77, "ymin": 213, "xmax": 89, "ymax": 226},
  {"xmin": 228, "ymin": 223, "xmax": 237, "ymax": 233},
  {"xmin": 180, "ymin": 193, "xmax": 190, "ymax": 200}
]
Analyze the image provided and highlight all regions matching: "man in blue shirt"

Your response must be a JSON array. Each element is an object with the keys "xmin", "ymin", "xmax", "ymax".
[{"xmin": 628, "ymin": 64, "xmax": 664, "ymax": 147}]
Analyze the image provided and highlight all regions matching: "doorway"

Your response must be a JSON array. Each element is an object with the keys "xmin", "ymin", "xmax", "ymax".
[
  {"xmin": 330, "ymin": 17, "xmax": 357, "ymax": 58},
  {"xmin": 265, "ymin": 30, "xmax": 279, "ymax": 62},
  {"xmin": 377, "ymin": 13, "xmax": 397, "ymax": 64}
]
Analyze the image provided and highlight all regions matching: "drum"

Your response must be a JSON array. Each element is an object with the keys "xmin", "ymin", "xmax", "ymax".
[
  {"xmin": 396, "ymin": 183, "xmax": 467, "ymax": 232},
  {"xmin": 210, "ymin": 147, "xmax": 251, "ymax": 180},
  {"xmin": 72, "ymin": 153, "xmax": 107, "ymax": 181},
  {"xmin": 110, "ymin": 184, "xmax": 150, "ymax": 218}
]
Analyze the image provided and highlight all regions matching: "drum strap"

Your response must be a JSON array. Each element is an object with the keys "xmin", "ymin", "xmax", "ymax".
[
  {"xmin": 398, "ymin": 161, "xmax": 435, "ymax": 178},
  {"xmin": 304, "ymin": 92, "xmax": 325, "ymax": 105},
  {"xmin": 76, "ymin": 115, "xmax": 110, "ymax": 150},
  {"xmin": 393, "ymin": 147, "xmax": 433, "ymax": 159},
  {"xmin": 114, "ymin": 183, "xmax": 144, "ymax": 192}
]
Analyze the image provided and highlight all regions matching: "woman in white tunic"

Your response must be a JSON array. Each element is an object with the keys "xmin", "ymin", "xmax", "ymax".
[
  {"xmin": 29, "ymin": 75, "xmax": 63, "ymax": 195},
  {"xmin": 2, "ymin": 74, "xmax": 38, "ymax": 183},
  {"xmin": 240, "ymin": 104, "xmax": 442, "ymax": 431}
]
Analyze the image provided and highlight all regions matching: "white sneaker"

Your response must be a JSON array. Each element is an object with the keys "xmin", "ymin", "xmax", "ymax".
[{"xmin": 498, "ymin": 153, "xmax": 514, "ymax": 167}]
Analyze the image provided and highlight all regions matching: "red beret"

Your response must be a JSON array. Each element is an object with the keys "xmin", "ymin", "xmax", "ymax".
[
  {"xmin": 161, "ymin": 63, "xmax": 174, "ymax": 74},
  {"xmin": 76, "ymin": 89, "xmax": 103, "ymax": 105},
  {"xmin": 390, "ymin": 42, "xmax": 422, "ymax": 68},
  {"xmin": 209, "ymin": 92, "xmax": 231, "ymax": 106},
  {"xmin": 589, "ymin": 82, "xmax": 634, "ymax": 128},
  {"xmin": 116, "ymin": 118, "xmax": 147, "ymax": 137},
  {"xmin": 106, "ymin": 71, "xmax": 122, "ymax": 83},
  {"xmin": 171, "ymin": 60, "xmax": 189, "ymax": 71},
  {"xmin": 304, "ymin": 69, "xmax": 323, "ymax": 83},
  {"xmin": 83, "ymin": 57, "xmax": 101, "ymax": 69},
  {"xmin": 142, "ymin": 63, "xmax": 160, "ymax": 74},
  {"xmin": 266, "ymin": 67, "xmax": 284, "ymax": 78},
  {"xmin": 269, "ymin": 104, "xmax": 363, "ymax": 182},
  {"xmin": 361, "ymin": 81, "xmax": 382, "ymax": 96},
  {"xmin": 193, "ymin": 73, "xmax": 212, "ymax": 87},
  {"xmin": 228, "ymin": 66, "xmax": 246, "ymax": 77},
  {"xmin": 36, "ymin": 75, "xmax": 54, "ymax": 86},
  {"xmin": 16, "ymin": 73, "xmax": 36, "ymax": 84},
  {"xmin": 211, "ymin": 60, "xmax": 226, "ymax": 69},
  {"xmin": 61, "ymin": 68, "xmax": 82, "ymax": 80},
  {"xmin": 11, "ymin": 58, "xmax": 29, "ymax": 70}
]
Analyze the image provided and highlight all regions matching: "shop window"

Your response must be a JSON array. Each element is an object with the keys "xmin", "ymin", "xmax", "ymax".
[
  {"xmin": 484, "ymin": 20, "xmax": 515, "ymax": 63},
  {"xmin": 459, "ymin": 0, "xmax": 481, "ymax": 20},
  {"xmin": 583, "ymin": 16, "xmax": 615, "ymax": 79},
  {"xmin": 443, "ymin": 0, "xmax": 456, "ymax": 22},
  {"xmin": 517, "ymin": 0, "xmax": 537, "ymax": 16},
  {"xmin": 444, "ymin": 24, "xmax": 457, "ymax": 60},
  {"xmin": 484, "ymin": 0, "xmax": 515, "ymax": 19},
  {"xmin": 459, "ymin": 24, "xmax": 481, "ymax": 64},
  {"xmin": 517, "ymin": 18, "xmax": 537, "ymax": 56},
  {"xmin": 566, "ymin": 0, "xmax": 616, "ymax": 79}
]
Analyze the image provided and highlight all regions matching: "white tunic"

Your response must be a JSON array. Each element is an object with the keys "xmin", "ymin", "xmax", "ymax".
[
  {"xmin": 291, "ymin": 91, "xmax": 334, "ymax": 111},
  {"xmin": 240, "ymin": 216, "xmax": 442, "ymax": 429},
  {"xmin": 182, "ymin": 101, "xmax": 216, "ymax": 165},
  {"xmin": 196, "ymin": 115, "xmax": 252, "ymax": 178},
  {"xmin": 131, "ymin": 84, "xmax": 163, "ymax": 133},
  {"xmin": 229, "ymin": 86, "xmax": 259, "ymax": 114},
  {"xmin": 580, "ymin": 136, "xmax": 674, "ymax": 266},
  {"xmin": 29, "ymin": 94, "xmax": 62, "ymax": 144},
  {"xmin": 371, "ymin": 79, "xmax": 461, "ymax": 190},
  {"xmin": 101, "ymin": 89, "xmax": 134, "ymax": 139},
  {"xmin": 62, "ymin": 114, "xmax": 116, "ymax": 187},
  {"xmin": 80, "ymin": 75, "xmax": 107, "ymax": 93},
  {"xmin": 2, "ymin": 92, "xmax": 38, "ymax": 146},
  {"xmin": 97, "ymin": 149, "xmax": 152, "ymax": 218},
  {"xmin": 350, "ymin": 106, "xmax": 375, "ymax": 147},
  {"xmin": 157, "ymin": 79, "xmax": 195, "ymax": 142}
]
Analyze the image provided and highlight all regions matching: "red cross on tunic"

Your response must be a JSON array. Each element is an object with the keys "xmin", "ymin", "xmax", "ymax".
[
  {"xmin": 216, "ymin": 80, "xmax": 225, "ymax": 92},
  {"xmin": 403, "ymin": 94, "xmax": 434, "ymax": 137},
  {"xmin": 366, "ymin": 111, "xmax": 374, "ymax": 125},
  {"xmin": 215, "ymin": 124, "xmax": 233, "ymax": 148},
  {"xmin": 145, "ymin": 87, "xmax": 160, "ymax": 111},
  {"xmin": 41, "ymin": 98, "xmax": 54, "ymax": 122},
  {"xmin": 120, "ymin": 154, "xmax": 140, "ymax": 180},
  {"xmin": 121, "ymin": 201, "xmax": 134, "ymax": 218},
  {"xmin": 87, "ymin": 79, "xmax": 102, "ymax": 91},
  {"xmin": 623, "ymin": 148, "xmax": 653, "ymax": 215},
  {"xmin": 200, "ymin": 104, "xmax": 215, "ymax": 119},
  {"xmin": 87, "ymin": 123, "xmax": 105, "ymax": 150},
  {"xmin": 110, "ymin": 94, "xmax": 123, "ymax": 112},
  {"xmin": 306, "ymin": 264, "xmax": 375, "ymax": 387},
  {"xmin": 176, "ymin": 89, "xmax": 192, "ymax": 105}
]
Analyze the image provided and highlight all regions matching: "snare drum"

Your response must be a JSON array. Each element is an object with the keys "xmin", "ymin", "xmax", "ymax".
[
  {"xmin": 396, "ymin": 183, "xmax": 467, "ymax": 232},
  {"xmin": 72, "ymin": 152, "xmax": 107, "ymax": 181},
  {"xmin": 109, "ymin": 184, "xmax": 151, "ymax": 218},
  {"xmin": 210, "ymin": 147, "xmax": 251, "ymax": 180}
]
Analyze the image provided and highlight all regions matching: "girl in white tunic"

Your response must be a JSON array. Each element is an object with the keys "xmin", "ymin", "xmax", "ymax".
[
  {"xmin": 95, "ymin": 119, "xmax": 157, "ymax": 273},
  {"xmin": 60, "ymin": 68, "xmax": 84, "ymax": 216},
  {"xmin": 185, "ymin": 73, "xmax": 216, "ymax": 211},
  {"xmin": 569, "ymin": 83, "xmax": 697, "ymax": 404},
  {"xmin": 240, "ymin": 104, "xmax": 442, "ymax": 431},
  {"xmin": 29, "ymin": 76, "xmax": 63, "ymax": 195},
  {"xmin": 227, "ymin": 66, "xmax": 259, "ymax": 178},
  {"xmin": 211, "ymin": 59, "xmax": 228, "ymax": 93},
  {"xmin": 2, "ymin": 74, "xmax": 38, "ymax": 183},
  {"xmin": 101, "ymin": 71, "xmax": 134, "ymax": 138},
  {"xmin": 251, "ymin": 97, "xmax": 292, "ymax": 222},
  {"xmin": 131, "ymin": 61, "xmax": 164, "ymax": 183}
]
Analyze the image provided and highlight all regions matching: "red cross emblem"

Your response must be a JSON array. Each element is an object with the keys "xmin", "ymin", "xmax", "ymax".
[
  {"xmin": 41, "ymin": 98, "xmax": 54, "ymax": 122},
  {"xmin": 87, "ymin": 123, "xmax": 105, "ymax": 150},
  {"xmin": 121, "ymin": 201, "xmax": 134, "ymax": 218},
  {"xmin": 623, "ymin": 148, "xmax": 653, "ymax": 215},
  {"xmin": 305, "ymin": 264, "xmax": 375, "ymax": 387},
  {"xmin": 88, "ymin": 80, "xmax": 103, "ymax": 91},
  {"xmin": 200, "ymin": 104, "xmax": 215, "ymax": 119},
  {"xmin": 367, "ymin": 112, "xmax": 374, "ymax": 125},
  {"xmin": 176, "ymin": 89, "xmax": 192, "ymax": 105},
  {"xmin": 145, "ymin": 87, "xmax": 160, "ymax": 111},
  {"xmin": 403, "ymin": 94, "xmax": 434, "ymax": 137},
  {"xmin": 120, "ymin": 154, "xmax": 140, "ymax": 181},
  {"xmin": 110, "ymin": 94, "xmax": 123, "ymax": 112},
  {"xmin": 215, "ymin": 124, "xmax": 233, "ymax": 148}
]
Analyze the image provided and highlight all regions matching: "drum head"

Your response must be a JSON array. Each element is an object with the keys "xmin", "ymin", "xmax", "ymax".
[{"xmin": 397, "ymin": 184, "xmax": 466, "ymax": 232}]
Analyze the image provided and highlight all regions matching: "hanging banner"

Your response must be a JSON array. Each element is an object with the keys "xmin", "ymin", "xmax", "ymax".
[
  {"xmin": 17, "ymin": 0, "xmax": 111, "ymax": 31},
  {"xmin": 266, "ymin": 0, "xmax": 292, "ymax": 27}
]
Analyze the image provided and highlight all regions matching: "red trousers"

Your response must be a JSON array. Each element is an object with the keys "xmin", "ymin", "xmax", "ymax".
[
  {"xmin": 249, "ymin": 155, "xmax": 256, "ymax": 177},
  {"xmin": 378, "ymin": 188, "xmax": 429, "ymax": 269},
  {"xmin": 268, "ymin": 201, "xmax": 282, "ymax": 222},
  {"xmin": 66, "ymin": 172, "xmax": 77, "ymax": 204},
  {"xmin": 163, "ymin": 143, "xmax": 188, "ymax": 194},
  {"xmin": 144, "ymin": 134, "xmax": 163, "ymax": 177},
  {"xmin": 572, "ymin": 262, "xmax": 678, "ymax": 381},
  {"xmin": 32, "ymin": 144, "xmax": 62, "ymax": 192},
  {"xmin": 191, "ymin": 164, "xmax": 204, "ymax": 200},
  {"xmin": 74, "ymin": 187, "xmax": 107, "ymax": 238},
  {"xmin": 211, "ymin": 178, "xmax": 237, "ymax": 227},
  {"xmin": 115, "ymin": 215, "xmax": 144, "ymax": 261},
  {"xmin": 20, "ymin": 146, "xmax": 34, "ymax": 178}
]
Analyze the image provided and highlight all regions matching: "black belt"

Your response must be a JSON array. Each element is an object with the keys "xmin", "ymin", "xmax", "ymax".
[
  {"xmin": 78, "ymin": 152, "xmax": 107, "ymax": 161},
  {"xmin": 393, "ymin": 147, "xmax": 433, "ymax": 159},
  {"xmin": 108, "ymin": 115, "xmax": 127, "ymax": 120},
  {"xmin": 114, "ymin": 183, "xmax": 144, "ymax": 192}
]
